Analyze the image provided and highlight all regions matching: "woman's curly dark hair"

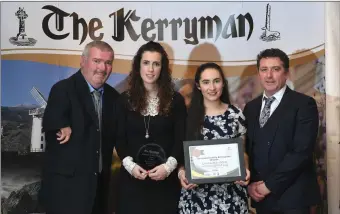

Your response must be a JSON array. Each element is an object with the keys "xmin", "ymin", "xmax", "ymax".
[{"xmin": 127, "ymin": 41, "xmax": 174, "ymax": 115}]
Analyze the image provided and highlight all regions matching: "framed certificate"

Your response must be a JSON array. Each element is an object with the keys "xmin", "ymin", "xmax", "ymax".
[{"xmin": 183, "ymin": 138, "xmax": 246, "ymax": 184}]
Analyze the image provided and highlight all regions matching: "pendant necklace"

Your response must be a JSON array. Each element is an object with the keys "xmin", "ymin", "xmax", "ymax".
[{"xmin": 143, "ymin": 115, "xmax": 151, "ymax": 139}]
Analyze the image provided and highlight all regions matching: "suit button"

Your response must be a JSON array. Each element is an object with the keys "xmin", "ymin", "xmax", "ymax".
[
  {"xmin": 96, "ymin": 151, "xmax": 99, "ymax": 154},
  {"xmin": 268, "ymin": 142, "xmax": 270, "ymax": 145},
  {"xmin": 94, "ymin": 172, "xmax": 97, "ymax": 176},
  {"xmin": 97, "ymin": 129, "xmax": 99, "ymax": 132}
]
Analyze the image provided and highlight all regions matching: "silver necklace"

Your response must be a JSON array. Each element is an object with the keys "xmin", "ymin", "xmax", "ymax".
[{"xmin": 143, "ymin": 116, "xmax": 151, "ymax": 139}]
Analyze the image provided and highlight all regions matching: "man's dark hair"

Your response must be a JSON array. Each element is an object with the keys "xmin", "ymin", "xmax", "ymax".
[{"xmin": 256, "ymin": 48, "xmax": 289, "ymax": 71}]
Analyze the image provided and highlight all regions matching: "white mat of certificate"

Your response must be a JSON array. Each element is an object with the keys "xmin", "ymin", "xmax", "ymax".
[{"xmin": 189, "ymin": 144, "xmax": 241, "ymax": 179}]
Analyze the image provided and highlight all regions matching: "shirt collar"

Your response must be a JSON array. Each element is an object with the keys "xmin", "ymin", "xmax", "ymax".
[
  {"xmin": 86, "ymin": 81, "xmax": 104, "ymax": 94},
  {"xmin": 262, "ymin": 85, "xmax": 287, "ymax": 103}
]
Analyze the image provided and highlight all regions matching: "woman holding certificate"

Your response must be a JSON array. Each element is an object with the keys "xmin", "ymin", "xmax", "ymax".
[
  {"xmin": 115, "ymin": 41, "xmax": 187, "ymax": 214},
  {"xmin": 178, "ymin": 63, "xmax": 250, "ymax": 213}
]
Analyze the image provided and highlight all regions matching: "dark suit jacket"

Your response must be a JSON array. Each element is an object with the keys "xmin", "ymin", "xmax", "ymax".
[
  {"xmin": 243, "ymin": 86, "xmax": 321, "ymax": 211},
  {"xmin": 40, "ymin": 70, "xmax": 119, "ymax": 213}
]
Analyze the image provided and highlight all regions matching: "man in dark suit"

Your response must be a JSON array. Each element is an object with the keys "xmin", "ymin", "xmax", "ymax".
[
  {"xmin": 39, "ymin": 41, "xmax": 119, "ymax": 214},
  {"xmin": 243, "ymin": 48, "xmax": 320, "ymax": 214}
]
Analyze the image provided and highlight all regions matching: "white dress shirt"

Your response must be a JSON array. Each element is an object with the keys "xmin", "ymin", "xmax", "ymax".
[{"xmin": 260, "ymin": 85, "xmax": 287, "ymax": 117}]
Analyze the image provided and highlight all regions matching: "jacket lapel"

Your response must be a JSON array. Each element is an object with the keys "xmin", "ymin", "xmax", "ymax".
[
  {"xmin": 73, "ymin": 70, "xmax": 98, "ymax": 126},
  {"xmin": 250, "ymin": 95, "xmax": 263, "ymax": 141},
  {"xmin": 248, "ymin": 87, "xmax": 292, "ymax": 150},
  {"xmin": 102, "ymin": 84, "xmax": 114, "ymax": 133},
  {"xmin": 246, "ymin": 95, "xmax": 262, "ymax": 175},
  {"xmin": 266, "ymin": 87, "xmax": 293, "ymax": 149}
]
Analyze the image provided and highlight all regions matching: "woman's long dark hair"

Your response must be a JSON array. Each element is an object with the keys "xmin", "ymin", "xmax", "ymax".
[
  {"xmin": 186, "ymin": 63, "xmax": 231, "ymax": 140},
  {"xmin": 127, "ymin": 41, "xmax": 174, "ymax": 115}
]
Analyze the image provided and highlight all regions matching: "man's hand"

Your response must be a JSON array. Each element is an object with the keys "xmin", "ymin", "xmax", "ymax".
[
  {"xmin": 256, "ymin": 182, "xmax": 271, "ymax": 196},
  {"xmin": 56, "ymin": 127, "xmax": 72, "ymax": 144},
  {"xmin": 148, "ymin": 165, "xmax": 168, "ymax": 181},
  {"xmin": 248, "ymin": 181, "xmax": 265, "ymax": 202},
  {"xmin": 131, "ymin": 165, "xmax": 148, "ymax": 180},
  {"xmin": 178, "ymin": 169, "xmax": 197, "ymax": 190}
]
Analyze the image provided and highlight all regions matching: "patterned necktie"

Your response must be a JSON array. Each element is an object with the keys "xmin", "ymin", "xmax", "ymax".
[
  {"xmin": 92, "ymin": 90, "xmax": 102, "ymax": 172},
  {"xmin": 92, "ymin": 90, "xmax": 102, "ymax": 127},
  {"xmin": 259, "ymin": 96, "xmax": 276, "ymax": 128}
]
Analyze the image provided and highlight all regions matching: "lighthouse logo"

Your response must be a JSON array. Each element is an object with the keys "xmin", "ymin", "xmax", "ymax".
[
  {"xmin": 260, "ymin": 4, "xmax": 280, "ymax": 42},
  {"xmin": 9, "ymin": 7, "xmax": 37, "ymax": 46}
]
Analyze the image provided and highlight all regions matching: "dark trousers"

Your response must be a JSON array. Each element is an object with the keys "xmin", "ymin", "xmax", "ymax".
[
  {"xmin": 256, "ymin": 207, "xmax": 310, "ymax": 214},
  {"xmin": 92, "ymin": 172, "xmax": 109, "ymax": 214},
  {"xmin": 40, "ymin": 172, "xmax": 99, "ymax": 214}
]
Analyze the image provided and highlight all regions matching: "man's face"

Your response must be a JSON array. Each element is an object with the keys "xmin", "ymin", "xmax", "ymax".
[
  {"xmin": 81, "ymin": 47, "xmax": 114, "ymax": 89},
  {"xmin": 258, "ymin": 57, "xmax": 288, "ymax": 96}
]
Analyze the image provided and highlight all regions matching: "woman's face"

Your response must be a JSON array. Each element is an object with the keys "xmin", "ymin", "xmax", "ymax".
[
  {"xmin": 197, "ymin": 68, "xmax": 224, "ymax": 102},
  {"xmin": 140, "ymin": 51, "xmax": 162, "ymax": 87}
]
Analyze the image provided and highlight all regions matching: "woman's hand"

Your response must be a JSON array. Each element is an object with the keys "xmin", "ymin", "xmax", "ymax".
[
  {"xmin": 234, "ymin": 168, "xmax": 250, "ymax": 186},
  {"xmin": 148, "ymin": 164, "xmax": 168, "ymax": 181},
  {"xmin": 131, "ymin": 165, "xmax": 148, "ymax": 180},
  {"xmin": 178, "ymin": 169, "xmax": 197, "ymax": 190}
]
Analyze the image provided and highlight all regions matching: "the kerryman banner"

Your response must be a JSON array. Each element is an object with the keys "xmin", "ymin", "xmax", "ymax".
[{"xmin": 1, "ymin": 2, "xmax": 326, "ymax": 214}]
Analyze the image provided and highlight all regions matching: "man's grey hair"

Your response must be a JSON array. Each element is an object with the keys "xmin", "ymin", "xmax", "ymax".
[{"xmin": 82, "ymin": 40, "xmax": 114, "ymax": 58}]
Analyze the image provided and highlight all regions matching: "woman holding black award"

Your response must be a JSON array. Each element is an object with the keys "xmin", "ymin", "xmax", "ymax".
[
  {"xmin": 115, "ymin": 41, "xmax": 186, "ymax": 214},
  {"xmin": 178, "ymin": 63, "xmax": 250, "ymax": 214}
]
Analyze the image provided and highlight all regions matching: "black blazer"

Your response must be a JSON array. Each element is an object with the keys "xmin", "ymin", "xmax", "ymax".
[
  {"xmin": 42, "ymin": 70, "xmax": 119, "ymax": 175},
  {"xmin": 243, "ymin": 86, "xmax": 321, "ymax": 210},
  {"xmin": 41, "ymin": 71, "xmax": 119, "ymax": 206}
]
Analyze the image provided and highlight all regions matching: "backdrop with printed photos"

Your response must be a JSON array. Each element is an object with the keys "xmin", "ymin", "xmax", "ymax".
[{"xmin": 1, "ymin": 2, "xmax": 327, "ymax": 214}]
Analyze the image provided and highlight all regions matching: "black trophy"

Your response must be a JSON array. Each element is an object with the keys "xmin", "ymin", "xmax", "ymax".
[{"xmin": 136, "ymin": 143, "xmax": 167, "ymax": 170}]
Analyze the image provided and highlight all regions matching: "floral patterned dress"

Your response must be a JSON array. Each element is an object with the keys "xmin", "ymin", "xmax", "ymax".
[{"xmin": 178, "ymin": 105, "xmax": 249, "ymax": 214}]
